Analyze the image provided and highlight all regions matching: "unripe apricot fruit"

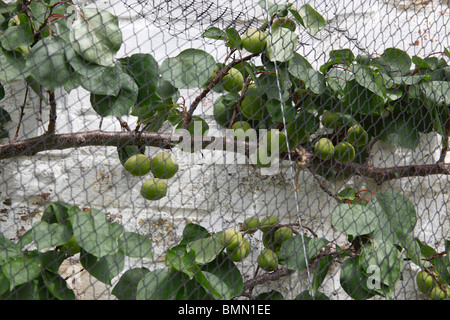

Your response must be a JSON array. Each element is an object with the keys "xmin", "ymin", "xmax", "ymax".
[
  {"xmin": 333, "ymin": 142, "xmax": 356, "ymax": 163},
  {"xmin": 274, "ymin": 226, "xmax": 293, "ymax": 245},
  {"xmin": 140, "ymin": 178, "xmax": 168, "ymax": 201},
  {"xmin": 242, "ymin": 216, "xmax": 260, "ymax": 234},
  {"xmin": 222, "ymin": 68, "xmax": 244, "ymax": 93},
  {"xmin": 241, "ymin": 28, "xmax": 267, "ymax": 54},
  {"xmin": 150, "ymin": 152, "xmax": 179, "ymax": 179},
  {"xmin": 222, "ymin": 228, "xmax": 243, "ymax": 251},
  {"xmin": 257, "ymin": 248, "xmax": 278, "ymax": 272},
  {"xmin": 347, "ymin": 124, "xmax": 369, "ymax": 147},
  {"xmin": 314, "ymin": 138, "xmax": 334, "ymax": 161},
  {"xmin": 124, "ymin": 154, "xmax": 151, "ymax": 176},
  {"xmin": 260, "ymin": 216, "xmax": 278, "ymax": 233}
]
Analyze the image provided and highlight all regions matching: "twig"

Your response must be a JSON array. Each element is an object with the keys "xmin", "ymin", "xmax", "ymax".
[
  {"xmin": 13, "ymin": 86, "xmax": 28, "ymax": 141},
  {"xmin": 45, "ymin": 91, "xmax": 57, "ymax": 135},
  {"xmin": 1, "ymin": 131, "xmax": 450, "ymax": 184},
  {"xmin": 242, "ymin": 267, "xmax": 295, "ymax": 293},
  {"xmin": 182, "ymin": 52, "xmax": 260, "ymax": 130}
]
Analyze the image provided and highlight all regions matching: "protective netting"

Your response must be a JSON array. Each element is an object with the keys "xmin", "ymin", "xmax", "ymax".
[{"xmin": 0, "ymin": 0, "xmax": 449, "ymax": 302}]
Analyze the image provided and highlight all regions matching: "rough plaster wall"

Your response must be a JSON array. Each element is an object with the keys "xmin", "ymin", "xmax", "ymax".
[{"xmin": 0, "ymin": 0, "xmax": 449, "ymax": 299}]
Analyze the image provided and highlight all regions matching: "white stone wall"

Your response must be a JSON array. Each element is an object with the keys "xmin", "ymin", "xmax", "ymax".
[{"xmin": 0, "ymin": 0, "xmax": 449, "ymax": 300}]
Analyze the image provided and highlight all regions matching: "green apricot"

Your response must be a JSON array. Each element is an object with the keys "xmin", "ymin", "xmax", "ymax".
[
  {"xmin": 150, "ymin": 152, "xmax": 179, "ymax": 179},
  {"xmin": 232, "ymin": 121, "xmax": 256, "ymax": 141},
  {"xmin": 124, "ymin": 154, "xmax": 151, "ymax": 176},
  {"xmin": 271, "ymin": 17, "xmax": 296, "ymax": 31},
  {"xmin": 228, "ymin": 238, "xmax": 250, "ymax": 262},
  {"xmin": 333, "ymin": 142, "xmax": 356, "ymax": 163},
  {"xmin": 241, "ymin": 28, "xmax": 267, "ymax": 54},
  {"xmin": 261, "ymin": 130, "xmax": 288, "ymax": 154},
  {"xmin": 260, "ymin": 216, "xmax": 278, "ymax": 233},
  {"xmin": 314, "ymin": 138, "xmax": 335, "ymax": 160},
  {"xmin": 140, "ymin": 178, "xmax": 168, "ymax": 201},
  {"xmin": 274, "ymin": 226, "xmax": 293, "ymax": 245},
  {"xmin": 222, "ymin": 228, "xmax": 243, "ymax": 251},
  {"xmin": 256, "ymin": 145, "xmax": 272, "ymax": 168},
  {"xmin": 257, "ymin": 249, "xmax": 278, "ymax": 272},
  {"xmin": 321, "ymin": 111, "xmax": 341, "ymax": 129},
  {"xmin": 213, "ymin": 95, "xmax": 246, "ymax": 128},
  {"xmin": 262, "ymin": 229, "xmax": 279, "ymax": 251},
  {"xmin": 429, "ymin": 285, "xmax": 447, "ymax": 300},
  {"xmin": 222, "ymin": 68, "xmax": 244, "ymax": 93},
  {"xmin": 347, "ymin": 124, "xmax": 369, "ymax": 147},
  {"xmin": 242, "ymin": 216, "xmax": 260, "ymax": 234},
  {"xmin": 240, "ymin": 88, "xmax": 265, "ymax": 121},
  {"xmin": 60, "ymin": 234, "xmax": 81, "ymax": 256},
  {"xmin": 416, "ymin": 271, "xmax": 436, "ymax": 294}
]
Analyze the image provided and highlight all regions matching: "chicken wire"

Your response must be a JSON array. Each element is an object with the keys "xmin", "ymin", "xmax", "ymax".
[{"xmin": 0, "ymin": 0, "xmax": 449, "ymax": 301}]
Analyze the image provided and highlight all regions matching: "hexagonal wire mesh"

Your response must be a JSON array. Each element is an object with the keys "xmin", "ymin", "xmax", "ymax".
[{"xmin": 0, "ymin": 0, "xmax": 449, "ymax": 300}]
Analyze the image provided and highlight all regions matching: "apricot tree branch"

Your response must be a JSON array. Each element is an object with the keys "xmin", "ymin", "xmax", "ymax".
[
  {"xmin": 1, "ymin": 131, "xmax": 450, "ymax": 185},
  {"xmin": 182, "ymin": 51, "xmax": 260, "ymax": 130}
]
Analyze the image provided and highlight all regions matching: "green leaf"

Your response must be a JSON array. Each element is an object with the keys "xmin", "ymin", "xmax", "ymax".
[
  {"xmin": 266, "ymin": 99, "xmax": 295, "ymax": 123},
  {"xmin": 265, "ymin": 27, "xmax": 297, "ymax": 63},
  {"xmin": 186, "ymin": 232, "xmax": 225, "ymax": 265},
  {"xmin": 0, "ymin": 234, "xmax": 22, "ymax": 261},
  {"xmin": 337, "ymin": 188, "xmax": 356, "ymax": 201},
  {"xmin": 278, "ymin": 235, "xmax": 328, "ymax": 271},
  {"xmin": 198, "ymin": 252, "xmax": 244, "ymax": 300},
  {"xmin": 41, "ymin": 201, "xmax": 78, "ymax": 225},
  {"xmin": 80, "ymin": 249, "xmax": 125, "ymax": 285},
  {"xmin": 320, "ymin": 49, "xmax": 355, "ymax": 73},
  {"xmin": 350, "ymin": 64, "xmax": 386, "ymax": 98},
  {"xmin": 343, "ymin": 80, "xmax": 385, "ymax": 115},
  {"xmin": 312, "ymin": 255, "xmax": 333, "ymax": 295},
  {"xmin": 2, "ymin": 253, "xmax": 41, "ymax": 290},
  {"xmin": 69, "ymin": 8, "xmax": 122, "ymax": 66},
  {"xmin": 340, "ymin": 256, "xmax": 377, "ymax": 300},
  {"xmin": 259, "ymin": 0, "xmax": 291, "ymax": 16},
  {"xmin": 370, "ymin": 192, "xmax": 417, "ymax": 245},
  {"xmin": 202, "ymin": 27, "xmax": 228, "ymax": 41},
  {"xmin": 225, "ymin": 28, "xmax": 242, "ymax": 49},
  {"xmin": 180, "ymin": 223, "xmax": 210, "ymax": 244},
  {"xmin": 26, "ymin": 37, "xmax": 73, "ymax": 91},
  {"xmin": 304, "ymin": 69, "xmax": 326, "ymax": 94},
  {"xmin": 380, "ymin": 48, "xmax": 412, "ymax": 74},
  {"xmin": 295, "ymin": 290, "xmax": 330, "ymax": 300},
  {"xmin": 165, "ymin": 244, "xmax": 196, "ymax": 278},
  {"xmin": 325, "ymin": 67, "xmax": 354, "ymax": 95},
  {"xmin": 41, "ymin": 270, "xmax": 75, "ymax": 300},
  {"xmin": 255, "ymin": 290, "xmax": 284, "ymax": 300},
  {"xmin": 378, "ymin": 112, "xmax": 421, "ymax": 150},
  {"xmin": 288, "ymin": 52, "xmax": 313, "ymax": 79},
  {"xmin": 65, "ymin": 45, "xmax": 123, "ymax": 96},
  {"xmin": 119, "ymin": 53, "xmax": 160, "ymax": 108},
  {"xmin": 375, "ymin": 192, "xmax": 417, "ymax": 240},
  {"xmin": 360, "ymin": 239, "xmax": 402, "ymax": 286},
  {"xmin": 403, "ymin": 235, "xmax": 432, "ymax": 269},
  {"xmin": 160, "ymin": 49, "xmax": 216, "ymax": 89},
  {"xmin": 112, "ymin": 267, "xmax": 150, "ymax": 300},
  {"xmin": 32, "ymin": 221, "xmax": 71, "ymax": 251},
  {"xmin": 295, "ymin": 4, "xmax": 326, "ymax": 36},
  {"xmin": 90, "ymin": 71, "xmax": 138, "ymax": 117},
  {"xmin": 136, "ymin": 268, "xmax": 184, "ymax": 300},
  {"xmin": 119, "ymin": 232, "xmax": 153, "ymax": 260},
  {"xmin": 331, "ymin": 203, "xmax": 378, "ymax": 236},
  {"xmin": 1, "ymin": 24, "xmax": 33, "ymax": 53},
  {"xmin": 39, "ymin": 250, "xmax": 67, "ymax": 274},
  {"xmin": 70, "ymin": 208, "xmax": 123, "ymax": 258},
  {"xmin": 421, "ymin": 81, "xmax": 450, "ymax": 105}
]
